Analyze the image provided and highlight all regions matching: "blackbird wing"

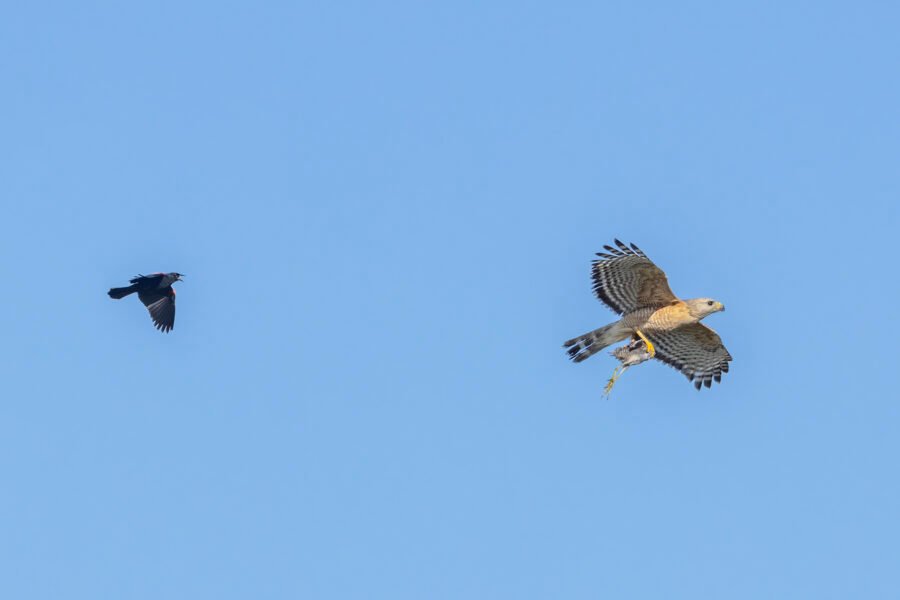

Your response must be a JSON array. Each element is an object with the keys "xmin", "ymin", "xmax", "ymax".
[{"xmin": 138, "ymin": 289, "xmax": 176, "ymax": 333}]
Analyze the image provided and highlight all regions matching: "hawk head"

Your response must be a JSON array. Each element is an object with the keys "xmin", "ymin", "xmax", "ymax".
[{"xmin": 685, "ymin": 298, "xmax": 725, "ymax": 319}]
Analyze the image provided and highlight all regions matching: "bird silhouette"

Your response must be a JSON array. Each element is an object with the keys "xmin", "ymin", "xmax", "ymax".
[{"xmin": 108, "ymin": 272, "xmax": 184, "ymax": 333}]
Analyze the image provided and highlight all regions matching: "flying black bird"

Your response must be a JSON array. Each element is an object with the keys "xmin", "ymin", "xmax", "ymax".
[{"xmin": 108, "ymin": 273, "xmax": 184, "ymax": 333}]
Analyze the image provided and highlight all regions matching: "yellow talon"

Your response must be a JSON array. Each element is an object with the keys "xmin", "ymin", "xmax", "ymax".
[{"xmin": 635, "ymin": 329, "xmax": 656, "ymax": 358}]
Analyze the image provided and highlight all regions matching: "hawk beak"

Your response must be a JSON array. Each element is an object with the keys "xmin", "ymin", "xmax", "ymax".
[{"xmin": 717, "ymin": 302, "xmax": 725, "ymax": 311}]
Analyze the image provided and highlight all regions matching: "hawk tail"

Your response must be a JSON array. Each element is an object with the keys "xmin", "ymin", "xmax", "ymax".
[{"xmin": 563, "ymin": 321, "xmax": 630, "ymax": 363}]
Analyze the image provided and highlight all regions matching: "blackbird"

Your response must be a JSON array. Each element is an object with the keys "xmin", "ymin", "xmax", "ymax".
[{"xmin": 108, "ymin": 273, "xmax": 184, "ymax": 333}]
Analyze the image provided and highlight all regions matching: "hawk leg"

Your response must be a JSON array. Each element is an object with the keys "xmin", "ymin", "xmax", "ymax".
[{"xmin": 634, "ymin": 329, "xmax": 656, "ymax": 358}]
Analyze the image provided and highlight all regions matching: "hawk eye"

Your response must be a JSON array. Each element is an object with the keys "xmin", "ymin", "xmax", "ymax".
[{"xmin": 707, "ymin": 300, "xmax": 714, "ymax": 306}]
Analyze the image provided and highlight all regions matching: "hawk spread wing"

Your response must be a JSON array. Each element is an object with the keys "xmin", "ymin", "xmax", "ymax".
[
  {"xmin": 138, "ymin": 290, "xmax": 176, "ymax": 333},
  {"xmin": 592, "ymin": 239, "xmax": 677, "ymax": 314},
  {"xmin": 648, "ymin": 323, "xmax": 732, "ymax": 390}
]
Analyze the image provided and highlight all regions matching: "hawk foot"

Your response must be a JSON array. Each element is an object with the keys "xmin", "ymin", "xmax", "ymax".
[{"xmin": 635, "ymin": 329, "xmax": 656, "ymax": 358}]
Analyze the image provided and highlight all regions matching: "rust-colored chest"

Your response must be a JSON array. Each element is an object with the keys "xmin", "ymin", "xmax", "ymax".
[{"xmin": 623, "ymin": 302, "xmax": 696, "ymax": 331}]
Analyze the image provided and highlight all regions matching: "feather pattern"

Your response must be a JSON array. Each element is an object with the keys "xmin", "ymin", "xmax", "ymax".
[
  {"xmin": 647, "ymin": 323, "xmax": 732, "ymax": 390},
  {"xmin": 591, "ymin": 239, "xmax": 678, "ymax": 314},
  {"xmin": 138, "ymin": 290, "xmax": 176, "ymax": 333}
]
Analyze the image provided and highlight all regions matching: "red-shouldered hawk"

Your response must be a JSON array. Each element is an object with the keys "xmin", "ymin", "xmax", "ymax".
[{"xmin": 563, "ymin": 240, "xmax": 731, "ymax": 390}]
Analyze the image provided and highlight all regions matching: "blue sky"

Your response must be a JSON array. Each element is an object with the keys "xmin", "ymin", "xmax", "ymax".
[{"xmin": 2, "ymin": 2, "xmax": 899, "ymax": 598}]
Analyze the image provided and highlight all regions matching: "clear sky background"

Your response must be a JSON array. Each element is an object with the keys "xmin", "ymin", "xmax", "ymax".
[{"xmin": 2, "ymin": 2, "xmax": 899, "ymax": 598}]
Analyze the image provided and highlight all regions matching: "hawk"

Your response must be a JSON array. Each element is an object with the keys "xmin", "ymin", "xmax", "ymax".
[
  {"xmin": 563, "ymin": 240, "xmax": 731, "ymax": 390},
  {"xmin": 108, "ymin": 272, "xmax": 184, "ymax": 333}
]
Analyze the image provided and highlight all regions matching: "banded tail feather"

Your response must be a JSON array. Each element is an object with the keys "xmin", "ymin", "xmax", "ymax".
[{"xmin": 563, "ymin": 320, "xmax": 630, "ymax": 363}]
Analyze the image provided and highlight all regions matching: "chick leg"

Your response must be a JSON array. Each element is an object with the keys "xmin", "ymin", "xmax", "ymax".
[{"xmin": 603, "ymin": 365, "xmax": 631, "ymax": 397}]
